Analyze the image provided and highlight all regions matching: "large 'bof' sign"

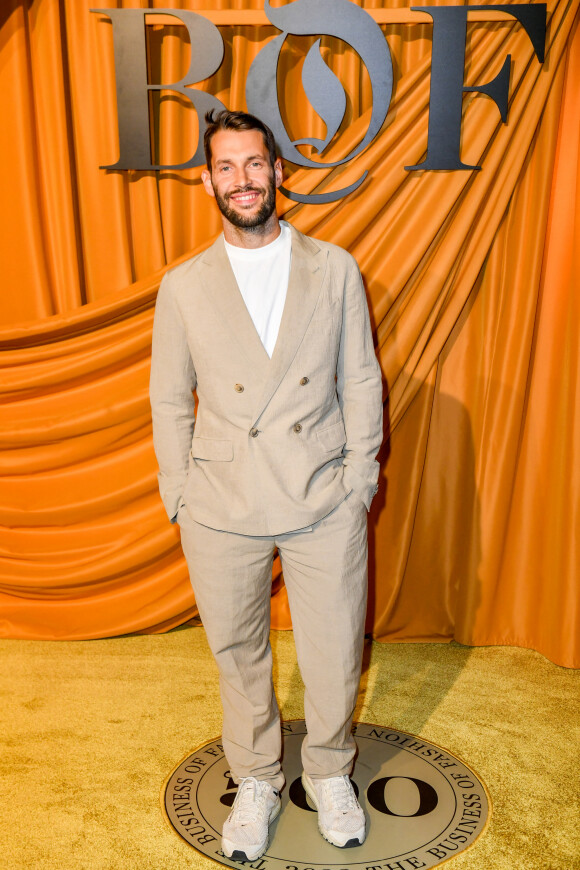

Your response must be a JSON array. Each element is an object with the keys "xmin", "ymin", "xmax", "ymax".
[{"xmin": 91, "ymin": 0, "xmax": 546, "ymax": 203}]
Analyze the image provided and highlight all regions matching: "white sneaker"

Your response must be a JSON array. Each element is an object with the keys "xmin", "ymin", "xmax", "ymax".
[
  {"xmin": 222, "ymin": 777, "xmax": 281, "ymax": 861},
  {"xmin": 302, "ymin": 772, "xmax": 366, "ymax": 848}
]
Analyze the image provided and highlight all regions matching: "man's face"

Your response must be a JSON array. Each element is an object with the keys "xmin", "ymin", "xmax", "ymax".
[{"xmin": 201, "ymin": 129, "xmax": 282, "ymax": 230}]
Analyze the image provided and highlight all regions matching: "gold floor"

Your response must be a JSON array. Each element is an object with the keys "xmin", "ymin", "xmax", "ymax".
[{"xmin": 1, "ymin": 629, "xmax": 578, "ymax": 869}]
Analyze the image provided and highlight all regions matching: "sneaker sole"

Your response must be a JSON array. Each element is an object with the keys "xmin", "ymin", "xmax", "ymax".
[
  {"xmin": 301, "ymin": 773, "xmax": 365, "ymax": 849},
  {"xmin": 222, "ymin": 799, "xmax": 281, "ymax": 861}
]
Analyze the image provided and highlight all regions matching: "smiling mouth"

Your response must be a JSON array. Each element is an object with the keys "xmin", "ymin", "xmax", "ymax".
[{"xmin": 227, "ymin": 189, "xmax": 262, "ymax": 207}]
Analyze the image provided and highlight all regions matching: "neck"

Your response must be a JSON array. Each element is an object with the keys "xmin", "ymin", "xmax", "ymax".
[{"xmin": 222, "ymin": 215, "xmax": 281, "ymax": 249}]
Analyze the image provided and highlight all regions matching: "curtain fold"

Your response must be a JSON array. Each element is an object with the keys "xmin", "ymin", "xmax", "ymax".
[{"xmin": 0, "ymin": 1, "xmax": 578, "ymax": 667}]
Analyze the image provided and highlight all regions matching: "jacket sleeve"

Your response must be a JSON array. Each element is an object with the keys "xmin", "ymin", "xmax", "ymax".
[
  {"xmin": 149, "ymin": 272, "xmax": 197, "ymax": 523},
  {"xmin": 337, "ymin": 256, "xmax": 383, "ymax": 509}
]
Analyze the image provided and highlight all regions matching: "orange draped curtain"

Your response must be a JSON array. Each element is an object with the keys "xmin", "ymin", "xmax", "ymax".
[{"xmin": 0, "ymin": 1, "xmax": 578, "ymax": 667}]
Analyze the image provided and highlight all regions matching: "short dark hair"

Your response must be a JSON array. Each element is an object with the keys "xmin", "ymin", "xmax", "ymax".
[{"xmin": 204, "ymin": 110, "xmax": 278, "ymax": 170}]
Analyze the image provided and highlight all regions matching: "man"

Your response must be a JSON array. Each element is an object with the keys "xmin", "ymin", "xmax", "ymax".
[{"xmin": 150, "ymin": 110, "xmax": 383, "ymax": 861}]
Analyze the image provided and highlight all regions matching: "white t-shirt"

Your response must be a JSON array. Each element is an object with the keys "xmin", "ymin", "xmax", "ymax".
[{"xmin": 224, "ymin": 222, "xmax": 292, "ymax": 358}]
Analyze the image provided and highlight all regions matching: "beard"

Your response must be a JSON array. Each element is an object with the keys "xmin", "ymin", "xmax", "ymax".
[{"xmin": 212, "ymin": 178, "xmax": 277, "ymax": 230}]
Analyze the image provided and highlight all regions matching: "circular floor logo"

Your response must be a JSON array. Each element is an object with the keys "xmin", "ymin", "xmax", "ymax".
[{"xmin": 161, "ymin": 721, "xmax": 490, "ymax": 869}]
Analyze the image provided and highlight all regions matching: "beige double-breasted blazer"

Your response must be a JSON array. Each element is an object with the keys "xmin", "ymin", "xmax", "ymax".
[{"xmin": 150, "ymin": 222, "xmax": 383, "ymax": 536}]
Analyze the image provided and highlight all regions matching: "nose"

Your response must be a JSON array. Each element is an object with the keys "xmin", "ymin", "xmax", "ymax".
[{"xmin": 232, "ymin": 165, "xmax": 250, "ymax": 188}]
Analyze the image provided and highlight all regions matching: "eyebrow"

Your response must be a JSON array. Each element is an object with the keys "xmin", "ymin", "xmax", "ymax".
[{"xmin": 214, "ymin": 154, "xmax": 266, "ymax": 166}]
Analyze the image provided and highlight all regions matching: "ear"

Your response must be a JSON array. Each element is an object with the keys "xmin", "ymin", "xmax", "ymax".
[
  {"xmin": 201, "ymin": 168, "xmax": 215, "ymax": 198},
  {"xmin": 274, "ymin": 158, "xmax": 283, "ymax": 189}
]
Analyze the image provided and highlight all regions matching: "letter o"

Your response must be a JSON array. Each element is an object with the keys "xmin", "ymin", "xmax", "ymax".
[{"xmin": 366, "ymin": 776, "xmax": 439, "ymax": 817}]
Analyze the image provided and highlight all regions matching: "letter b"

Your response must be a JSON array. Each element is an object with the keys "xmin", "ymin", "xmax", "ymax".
[{"xmin": 91, "ymin": 9, "xmax": 227, "ymax": 169}]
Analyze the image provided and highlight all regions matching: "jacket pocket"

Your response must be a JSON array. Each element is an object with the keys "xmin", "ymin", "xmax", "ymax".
[
  {"xmin": 191, "ymin": 437, "xmax": 234, "ymax": 462},
  {"xmin": 316, "ymin": 420, "xmax": 347, "ymax": 452}
]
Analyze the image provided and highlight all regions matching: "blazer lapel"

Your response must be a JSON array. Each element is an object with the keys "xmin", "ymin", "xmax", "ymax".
[
  {"xmin": 251, "ymin": 225, "xmax": 327, "ymax": 425},
  {"xmin": 197, "ymin": 235, "xmax": 271, "ymax": 372}
]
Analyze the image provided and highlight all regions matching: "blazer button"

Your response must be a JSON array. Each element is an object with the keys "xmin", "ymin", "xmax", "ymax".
[
  {"xmin": 300, "ymin": 377, "xmax": 309, "ymax": 385},
  {"xmin": 234, "ymin": 383, "xmax": 244, "ymax": 392},
  {"xmin": 293, "ymin": 423, "xmax": 303, "ymax": 433},
  {"xmin": 250, "ymin": 427, "xmax": 259, "ymax": 438}
]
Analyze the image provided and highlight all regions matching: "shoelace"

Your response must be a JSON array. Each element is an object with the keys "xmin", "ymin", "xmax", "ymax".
[
  {"xmin": 321, "ymin": 776, "xmax": 358, "ymax": 813},
  {"xmin": 230, "ymin": 777, "xmax": 268, "ymax": 824}
]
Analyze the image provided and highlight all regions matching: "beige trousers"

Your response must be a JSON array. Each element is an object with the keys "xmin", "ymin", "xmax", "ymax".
[{"xmin": 177, "ymin": 492, "xmax": 368, "ymax": 791}]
